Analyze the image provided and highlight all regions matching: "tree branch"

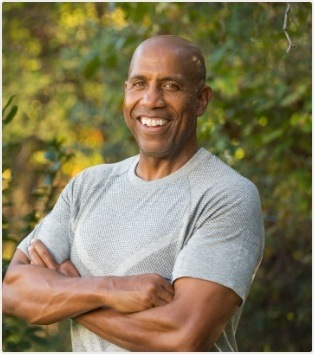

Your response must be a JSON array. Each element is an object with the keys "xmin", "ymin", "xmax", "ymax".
[{"xmin": 283, "ymin": 2, "xmax": 295, "ymax": 52}]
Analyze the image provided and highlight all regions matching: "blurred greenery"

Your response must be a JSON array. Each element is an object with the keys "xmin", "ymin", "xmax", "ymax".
[{"xmin": 2, "ymin": 2, "xmax": 311, "ymax": 352}]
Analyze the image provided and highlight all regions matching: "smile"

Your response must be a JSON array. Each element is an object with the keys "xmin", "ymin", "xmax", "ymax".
[{"xmin": 140, "ymin": 117, "xmax": 168, "ymax": 127}]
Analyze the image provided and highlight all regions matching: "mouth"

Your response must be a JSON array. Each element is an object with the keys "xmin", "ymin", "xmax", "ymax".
[{"xmin": 139, "ymin": 117, "xmax": 168, "ymax": 127}]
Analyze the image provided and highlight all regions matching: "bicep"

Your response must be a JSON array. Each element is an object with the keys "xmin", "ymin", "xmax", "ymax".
[
  {"xmin": 17, "ymin": 176, "xmax": 79, "ymax": 264},
  {"xmin": 3, "ymin": 249, "xmax": 31, "ymax": 286},
  {"xmin": 73, "ymin": 277, "xmax": 241, "ymax": 351},
  {"xmin": 8, "ymin": 248, "xmax": 31, "ymax": 267},
  {"xmin": 171, "ymin": 277, "xmax": 242, "ymax": 350},
  {"xmin": 17, "ymin": 193, "xmax": 73, "ymax": 264},
  {"xmin": 173, "ymin": 183, "xmax": 264, "ymax": 303},
  {"xmin": 3, "ymin": 249, "xmax": 31, "ymax": 315}
]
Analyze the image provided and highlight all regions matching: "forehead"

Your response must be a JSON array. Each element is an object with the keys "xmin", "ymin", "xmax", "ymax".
[{"xmin": 129, "ymin": 43, "xmax": 194, "ymax": 80}]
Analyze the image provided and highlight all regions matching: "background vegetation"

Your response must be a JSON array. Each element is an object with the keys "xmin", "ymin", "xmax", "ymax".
[{"xmin": 2, "ymin": 2, "xmax": 311, "ymax": 352}]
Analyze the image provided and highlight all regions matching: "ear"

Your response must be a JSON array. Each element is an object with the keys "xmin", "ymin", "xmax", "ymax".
[
  {"xmin": 124, "ymin": 81, "xmax": 128, "ymax": 92},
  {"xmin": 196, "ymin": 85, "xmax": 213, "ymax": 117}
]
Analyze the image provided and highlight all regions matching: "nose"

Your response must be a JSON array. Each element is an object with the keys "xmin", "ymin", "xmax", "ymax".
[{"xmin": 140, "ymin": 85, "xmax": 165, "ymax": 109}]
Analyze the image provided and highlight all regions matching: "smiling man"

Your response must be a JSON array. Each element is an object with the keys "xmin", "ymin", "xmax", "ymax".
[
  {"xmin": 124, "ymin": 36, "xmax": 208, "ymax": 173},
  {"xmin": 3, "ymin": 35, "xmax": 264, "ymax": 352}
]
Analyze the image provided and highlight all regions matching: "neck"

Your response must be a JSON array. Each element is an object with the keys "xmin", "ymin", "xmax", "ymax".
[{"xmin": 136, "ymin": 146, "xmax": 199, "ymax": 181}]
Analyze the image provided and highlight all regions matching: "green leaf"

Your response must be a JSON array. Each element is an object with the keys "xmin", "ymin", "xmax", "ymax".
[
  {"xmin": 84, "ymin": 55, "xmax": 100, "ymax": 79},
  {"xmin": 3, "ymin": 105, "xmax": 18, "ymax": 125},
  {"xmin": 262, "ymin": 129, "xmax": 283, "ymax": 144},
  {"xmin": 2, "ymin": 95, "xmax": 15, "ymax": 115}
]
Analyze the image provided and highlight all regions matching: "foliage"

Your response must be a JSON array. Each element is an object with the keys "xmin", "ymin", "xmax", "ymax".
[
  {"xmin": 2, "ymin": 3, "xmax": 311, "ymax": 352},
  {"xmin": 2, "ymin": 97, "xmax": 73, "ymax": 351}
]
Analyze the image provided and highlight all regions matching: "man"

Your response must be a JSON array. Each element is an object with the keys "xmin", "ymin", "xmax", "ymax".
[{"xmin": 3, "ymin": 35, "xmax": 264, "ymax": 351}]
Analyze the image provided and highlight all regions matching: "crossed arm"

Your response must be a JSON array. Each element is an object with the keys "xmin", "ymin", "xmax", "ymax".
[{"xmin": 3, "ymin": 240, "xmax": 241, "ymax": 351}]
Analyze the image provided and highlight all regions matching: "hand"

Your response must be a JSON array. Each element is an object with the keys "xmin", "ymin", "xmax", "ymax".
[
  {"xmin": 28, "ymin": 239, "xmax": 174, "ymax": 313},
  {"xmin": 105, "ymin": 273, "xmax": 175, "ymax": 313},
  {"xmin": 28, "ymin": 239, "xmax": 80, "ymax": 277}
]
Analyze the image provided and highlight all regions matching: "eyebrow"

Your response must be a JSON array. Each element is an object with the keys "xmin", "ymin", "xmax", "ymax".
[{"xmin": 129, "ymin": 73, "xmax": 186, "ymax": 85}]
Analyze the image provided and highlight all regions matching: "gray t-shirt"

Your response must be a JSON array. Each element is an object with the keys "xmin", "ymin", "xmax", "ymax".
[{"xmin": 18, "ymin": 148, "xmax": 264, "ymax": 352}]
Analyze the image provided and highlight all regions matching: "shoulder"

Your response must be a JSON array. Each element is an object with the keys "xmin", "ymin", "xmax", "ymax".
[
  {"xmin": 192, "ymin": 149, "xmax": 259, "ymax": 194},
  {"xmin": 63, "ymin": 155, "xmax": 138, "ymax": 199},
  {"xmin": 73, "ymin": 155, "xmax": 137, "ymax": 183}
]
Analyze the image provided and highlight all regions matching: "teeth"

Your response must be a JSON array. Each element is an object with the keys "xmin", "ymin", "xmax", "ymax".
[{"xmin": 141, "ymin": 118, "xmax": 167, "ymax": 127}]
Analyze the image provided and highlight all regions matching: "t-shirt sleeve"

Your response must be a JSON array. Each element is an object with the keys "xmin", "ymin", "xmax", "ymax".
[
  {"xmin": 172, "ymin": 179, "xmax": 265, "ymax": 302},
  {"xmin": 17, "ymin": 178, "xmax": 75, "ymax": 264}
]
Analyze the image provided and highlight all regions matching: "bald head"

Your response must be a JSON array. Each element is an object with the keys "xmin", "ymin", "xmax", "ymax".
[{"xmin": 128, "ymin": 35, "xmax": 206, "ymax": 88}]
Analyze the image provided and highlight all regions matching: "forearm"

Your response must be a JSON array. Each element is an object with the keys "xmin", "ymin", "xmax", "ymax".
[
  {"xmin": 21, "ymin": 240, "xmax": 239, "ymax": 351},
  {"xmin": 75, "ymin": 277, "xmax": 240, "ymax": 352},
  {"xmin": 3, "ymin": 247, "xmax": 174, "ymax": 325},
  {"xmin": 3, "ymin": 262, "xmax": 103, "ymax": 325},
  {"xmin": 75, "ymin": 305, "xmax": 185, "ymax": 352}
]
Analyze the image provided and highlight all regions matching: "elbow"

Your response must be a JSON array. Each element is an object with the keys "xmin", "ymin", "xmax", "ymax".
[
  {"xmin": 2, "ymin": 275, "xmax": 51, "ymax": 325},
  {"xmin": 3, "ymin": 265, "xmax": 24, "ymax": 314},
  {"xmin": 3, "ymin": 291, "xmax": 53, "ymax": 325},
  {"xmin": 2, "ymin": 277, "xmax": 18, "ymax": 317},
  {"xmin": 173, "ymin": 337, "xmax": 210, "ymax": 352},
  {"xmin": 2, "ymin": 281, "xmax": 29, "ymax": 322},
  {"xmin": 156, "ymin": 329, "xmax": 204, "ymax": 352},
  {"xmin": 169, "ymin": 324, "xmax": 216, "ymax": 352},
  {"xmin": 150, "ymin": 312, "xmax": 214, "ymax": 352},
  {"xmin": 28, "ymin": 316, "xmax": 56, "ymax": 326},
  {"xmin": 19, "ymin": 307, "xmax": 56, "ymax": 325}
]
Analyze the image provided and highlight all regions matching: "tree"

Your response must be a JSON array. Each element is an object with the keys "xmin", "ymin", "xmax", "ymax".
[{"xmin": 2, "ymin": 3, "xmax": 311, "ymax": 351}]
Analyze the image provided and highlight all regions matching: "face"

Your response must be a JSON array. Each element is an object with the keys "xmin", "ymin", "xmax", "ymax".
[{"xmin": 123, "ymin": 39, "xmax": 211, "ymax": 160}]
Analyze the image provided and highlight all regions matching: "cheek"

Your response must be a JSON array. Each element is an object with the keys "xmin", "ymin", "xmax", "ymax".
[
  {"xmin": 123, "ymin": 98, "xmax": 134, "ymax": 122},
  {"xmin": 124, "ymin": 93, "xmax": 140, "ymax": 116},
  {"xmin": 177, "ymin": 102, "xmax": 197, "ymax": 121}
]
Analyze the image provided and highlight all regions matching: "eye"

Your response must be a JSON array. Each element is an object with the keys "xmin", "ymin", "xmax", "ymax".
[
  {"xmin": 163, "ymin": 83, "xmax": 179, "ymax": 91},
  {"xmin": 132, "ymin": 81, "xmax": 146, "ymax": 88}
]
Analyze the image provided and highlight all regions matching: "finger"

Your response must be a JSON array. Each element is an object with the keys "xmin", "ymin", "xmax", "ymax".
[
  {"xmin": 152, "ymin": 297, "xmax": 169, "ymax": 307},
  {"xmin": 28, "ymin": 245, "xmax": 46, "ymax": 267},
  {"xmin": 158, "ymin": 289, "xmax": 174, "ymax": 304},
  {"xmin": 59, "ymin": 261, "xmax": 81, "ymax": 277},
  {"xmin": 157, "ymin": 284, "xmax": 175, "ymax": 304},
  {"xmin": 31, "ymin": 239, "xmax": 58, "ymax": 271},
  {"xmin": 162, "ymin": 279, "xmax": 175, "ymax": 294},
  {"xmin": 148, "ymin": 276, "xmax": 174, "ymax": 304}
]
